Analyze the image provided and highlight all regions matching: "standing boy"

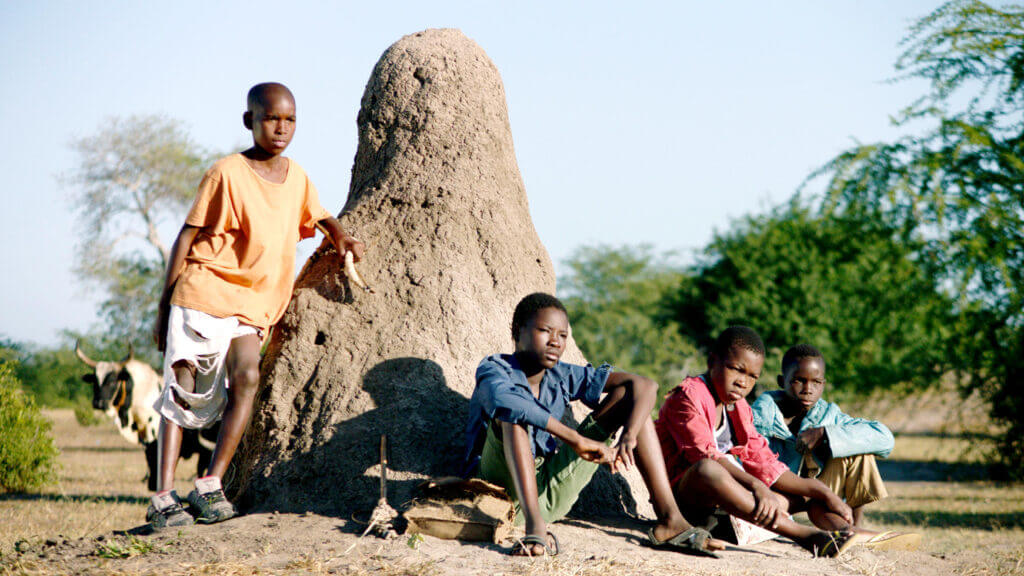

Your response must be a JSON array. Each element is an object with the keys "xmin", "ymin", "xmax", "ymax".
[
  {"xmin": 751, "ymin": 344, "xmax": 920, "ymax": 549},
  {"xmin": 655, "ymin": 327, "xmax": 860, "ymax": 557},
  {"xmin": 464, "ymin": 292, "xmax": 724, "ymax": 557},
  {"xmin": 147, "ymin": 83, "xmax": 364, "ymax": 529}
]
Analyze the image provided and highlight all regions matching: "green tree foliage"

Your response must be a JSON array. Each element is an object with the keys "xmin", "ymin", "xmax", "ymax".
[
  {"xmin": 813, "ymin": 1, "xmax": 1024, "ymax": 476},
  {"xmin": 0, "ymin": 363, "xmax": 58, "ymax": 493},
  {"xmin": 671, "ymin": 203, "xmax": 954, "ymax": 397},
  {"xmin": 65, "ymin": 115, "xmax": 208, "ymax": 359},
  {"xmin": 561, "ymin": 245, "xmax": 701, "ymax": 398},
  {"xmin": 2, "ymin": 341, "xmax": 89, "ymax": 408},
  {"xmin": 0, "ymin": 336, "xmax": 133, "ymax": 423}
]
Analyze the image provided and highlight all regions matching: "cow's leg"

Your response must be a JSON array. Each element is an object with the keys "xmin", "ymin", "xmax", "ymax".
[
  {"xmin": 144, "ymin": 441, "xmax": 159, "ymax": 491},
  {"xmin": 206, "ymin": 333, "xmax": 260, "ymax": 480},
  {"xmin": 196, "ymin": 430, "xmax": 213, "ymax": 478},
  {"xmin": 157, "ymin": 362, "xmax": 194, "ymax": 491}
]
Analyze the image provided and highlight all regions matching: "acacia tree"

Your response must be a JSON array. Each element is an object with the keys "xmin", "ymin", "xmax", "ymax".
[
  {"xmin": 814, "ymin": 1, "xmax": 1024, "ymax": 476},
  {"xmin": 66, "ymin": 115, "xmax": 208, "ymax": 359}
]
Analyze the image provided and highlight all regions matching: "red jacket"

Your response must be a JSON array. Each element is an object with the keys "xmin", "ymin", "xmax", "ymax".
[{"xmin": 656, "ymin": 375, "xmax": 788, "ymax": 487}]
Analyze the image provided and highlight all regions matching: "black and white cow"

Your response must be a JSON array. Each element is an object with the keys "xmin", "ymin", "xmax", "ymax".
[{"xmin": 76, "ymin": 341, "xmax": 217, "ymax": 490}]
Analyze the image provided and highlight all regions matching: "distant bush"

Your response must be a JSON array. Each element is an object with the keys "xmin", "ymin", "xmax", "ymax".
[
  {"xmin": 561, "ymin": 245, "xmax": 704, "ymax": 404},
  {"xmin": 73, "ymin": 402, "xmax": 104, "ymax": 427},
  {"xmin": 0, "ymin": 364, "xmax": 58, "ymax": 492}
]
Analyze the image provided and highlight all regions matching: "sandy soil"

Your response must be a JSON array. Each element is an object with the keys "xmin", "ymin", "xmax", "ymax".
[
  {"xmin": 3, "ymin": 411, "xmax": 1022, "ymax": 576},
  {"xmin": 7, "ymin": 507, "xmax": 1011, "ymax": 576}
]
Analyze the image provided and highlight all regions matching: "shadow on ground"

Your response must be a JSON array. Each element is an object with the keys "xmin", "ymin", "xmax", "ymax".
[
  {"xmin": 869, "ymin": 510, "xmax": 1024, "ymax": 530},
  {"xmin": 59, "ymin": 446, "xmax": 141, "ymax": 454},
  {"xmin": 878, "ymin": 459, "xmax": 988, "ymax": 482},
  {"xmin": 0, "ymin": 494, "xmax": 149, "ymax": 505}
]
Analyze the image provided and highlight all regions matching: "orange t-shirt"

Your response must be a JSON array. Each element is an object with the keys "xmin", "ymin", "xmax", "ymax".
[{"xmin": 171, "ymin": 154, "xmax": 332, "ymax": 331}]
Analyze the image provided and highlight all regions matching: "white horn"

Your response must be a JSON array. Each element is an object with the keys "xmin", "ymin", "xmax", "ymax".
[{"xmin": 75, "ymin": 340, "xmax": 98, "ymax": 368}]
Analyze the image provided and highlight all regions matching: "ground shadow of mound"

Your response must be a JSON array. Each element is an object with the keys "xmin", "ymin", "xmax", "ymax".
[{"xmin": 241, "ymin": 357, "xmax": 470, "ymax": 516}]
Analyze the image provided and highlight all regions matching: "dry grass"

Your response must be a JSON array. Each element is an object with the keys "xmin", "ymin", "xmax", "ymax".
[{"xmin": 0, "ymin": 410, "xmax": 201, "ymax": 548}]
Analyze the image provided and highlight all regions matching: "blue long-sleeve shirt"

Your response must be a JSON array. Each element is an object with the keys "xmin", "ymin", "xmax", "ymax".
[
  {"xmin": 750, "ymin": 390, "xmax": 894, "ymax": 474},
  {"xmin": 462, "ymin": 354, "xmax": 611, "ymax": 477}
]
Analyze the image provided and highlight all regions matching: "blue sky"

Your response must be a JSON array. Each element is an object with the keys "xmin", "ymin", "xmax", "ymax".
[{"xmin": 0, "ymin": 1, "xmax": 939, "ymax": 346}]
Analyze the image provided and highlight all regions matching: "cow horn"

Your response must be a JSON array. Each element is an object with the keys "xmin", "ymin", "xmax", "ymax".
[
  {"xmin": 75, "ymin": 340, "xmax": 98, "ymax": 368},
  {"xmin": 119, "ymin": 342, "xmax": 134, "ymax": 365}
]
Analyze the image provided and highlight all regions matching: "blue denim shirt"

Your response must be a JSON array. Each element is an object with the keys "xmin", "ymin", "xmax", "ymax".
[
  {"xmin": 462, "ymin": 353, "xmax": 611, "ymax": 477},
  {"xmin": 751, "ymin": 390, "xmax": 894, "ymax": 473}
]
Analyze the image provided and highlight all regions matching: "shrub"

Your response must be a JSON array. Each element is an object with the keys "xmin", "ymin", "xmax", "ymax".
[
  {"xmin": 0, "ymin": 364, "xmax": 58, "ymax": 492},
  {"xmin": 73, "ymin": 401, "xmax": 103, "ymax": 427}
]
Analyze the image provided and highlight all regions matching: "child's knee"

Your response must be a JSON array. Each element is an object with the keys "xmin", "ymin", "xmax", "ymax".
[
  {"xmin": 229, "ymin": 365, "xmax": 260, "ymax": 394},
  {"xmin": 691, "ymin": 458, "xmax": 728, "ymax": 482},
  {"xmin": 171, "ymin": 360, "xmax": 196, "ymax": 380}
]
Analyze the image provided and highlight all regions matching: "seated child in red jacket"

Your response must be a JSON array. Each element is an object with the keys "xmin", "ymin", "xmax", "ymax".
[{"xmin": 654, "ymin": 326, "xmax": 858, "ymax": 558}]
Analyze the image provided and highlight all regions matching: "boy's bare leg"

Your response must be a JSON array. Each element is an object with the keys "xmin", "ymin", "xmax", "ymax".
[
  {"xmin": 157, "ymin": 362, "xmax": 194, "ymax": 491},
  {"xmin": 157, "ymin": 420, "xmax": 182, "ymax": 492},
  {"xmin": 675, "ymin": 459, "xmax": 841, "ymax": 554},
  {"xmin": 500, "ymin": 420, "xmax": 552, "ymax": 556},
  {"xmin": 207, "ymin": 333, "xmax": 261, "ymax": 479},
  {"xmin": 591, "ymin": 383, "xmax": 724, "ymax": 550}
]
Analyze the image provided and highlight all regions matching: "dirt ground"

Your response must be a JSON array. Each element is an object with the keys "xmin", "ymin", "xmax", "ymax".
[{"xmin": 2, "ymin": 410, "xmax": 1023, "ymax": 575}]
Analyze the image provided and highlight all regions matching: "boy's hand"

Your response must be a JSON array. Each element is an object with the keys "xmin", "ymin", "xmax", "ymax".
[
  {"xmin": 797, "ymin": 427, "xmax": 826, "ymax": 453},
  {"xmin": 611, "ymin": 433, "xmax": 638, "ymax": 473},
  {"xmin": 570, "ymin": 435, "xmax": 614, "ymax": 466},
  {"xmin": 826, "ymin": 494, "xmax": 854, "ymax": 525},
  {"xmin": 751, "ymin": 481, "xmax": 782, "ymax": 528},
  {"xmin": 339, "ymin": 235, "xmax": 365, "ymax": 262}
]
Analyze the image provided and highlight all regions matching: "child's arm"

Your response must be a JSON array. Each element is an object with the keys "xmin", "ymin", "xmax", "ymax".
[
  {"xmin": 772, "ymin": 470, "xmax": 854, "ymax": 524},
  {"xmin": 153, "ymin": 225, "xmax": 200, "ymax": 352},
  {"xmin": 602, "ymin": 372, "xmax": 658, "ymax": 471},
  {"xmin": 475, "ymin": 360, "xmax": 616, "ymax": 466},
  {"xmin": 543, "ymin": 416, "xmax": 616, "ymax": 465},
  {"xmin": 814, "ymin": 406, "xmax": 895, "ymax": 460},
  {"xmin": 719, "ymin": 459, "xmax": 786, "ymax": 528},
  {"xmin": 315, "ymin": 217, "xmax": 365, "ymax": 262}
]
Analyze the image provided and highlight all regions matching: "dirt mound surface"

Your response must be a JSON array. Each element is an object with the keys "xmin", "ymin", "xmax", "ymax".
[{"xmin": 231, "ymin": 28, "xmax": 646, "ymax": 518}]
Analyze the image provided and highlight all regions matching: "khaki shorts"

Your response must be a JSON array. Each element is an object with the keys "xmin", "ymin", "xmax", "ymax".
[
  {"xmin": 803, "ymin": 452, "xmax": 888, "ymax": 508},
  {"xmin": 478, "ymin": 415, "xmax": 612, "ymax": 525}
]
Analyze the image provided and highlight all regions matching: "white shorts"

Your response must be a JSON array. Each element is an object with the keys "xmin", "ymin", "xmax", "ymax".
[{"xmin": 153, "ymin": 306, "xmax": 260, "ymax": 429}]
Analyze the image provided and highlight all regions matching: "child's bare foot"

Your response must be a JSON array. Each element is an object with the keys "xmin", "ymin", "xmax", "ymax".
[{"xmin": 510, "ymin": 531, "xmax": 559, "ymax": 557}]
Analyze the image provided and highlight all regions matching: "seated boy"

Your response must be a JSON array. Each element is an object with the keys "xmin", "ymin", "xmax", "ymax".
[
  {"xmin": 751, "ymin": 344, "xmax": 920, "ymax": 550},
  {"xmin": 147, "ymin": 82, "xmax": 364, "ymax": 529},
  {"xmin": 463, "ymin": 292, "xmax": 724, "ymax": 557},
  {"xmin": 655, "ymin": 326, "xmax": 859, "ymax": 558}
]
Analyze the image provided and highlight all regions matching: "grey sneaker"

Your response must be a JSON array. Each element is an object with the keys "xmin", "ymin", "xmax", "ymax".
[
  {"xmin": 147, "ymin": 491, "xmax": 194, "ymax": 530},
  {"xmin": 186, "ymin": 476, "xmax": 237, "ymax": 524}
]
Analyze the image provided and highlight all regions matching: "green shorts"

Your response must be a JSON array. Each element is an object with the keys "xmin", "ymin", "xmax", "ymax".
[{"xmin": 477, "ymin": 415, "xmax": 613, "ymax": 525}]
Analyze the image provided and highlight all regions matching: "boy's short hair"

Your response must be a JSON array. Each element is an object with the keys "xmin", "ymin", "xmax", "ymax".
[
  {"xmin": 247, "ymin": 82, "xmax": 294, "ymax": 111},
  {"xmin": 781, "ymin": 343, "xmax": 825, "ymax": 373},
  {"xmin": 512, "ymin": 292, "xmax": 567, "ymax": 335},
  {"xmin": 712, "ymin": 325, "xmax": 765, "ymax": 358}
]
